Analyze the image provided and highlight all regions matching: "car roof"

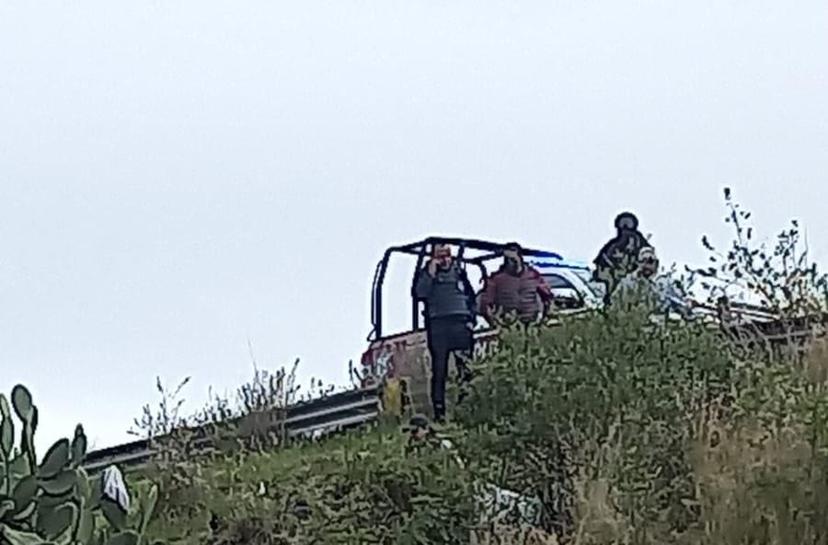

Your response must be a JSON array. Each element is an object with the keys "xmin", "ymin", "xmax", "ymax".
[{"xmin": 527, "ymin": 257, "xmax": 592, "ymax": 273}]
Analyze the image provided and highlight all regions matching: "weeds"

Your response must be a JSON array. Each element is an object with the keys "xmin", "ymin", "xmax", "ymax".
[{"xmin": 124, "ymin": 189, "xmax": 828, "ymax": 544}]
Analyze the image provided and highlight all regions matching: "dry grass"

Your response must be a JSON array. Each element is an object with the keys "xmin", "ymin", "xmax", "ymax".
[
  {"xmin": 802, "ymin": 335, "xmax": 828, "ymax": 384},
  {"xmin": 689, "ymin": 416, "xmax": 812, "ymax": 544},
  {"xmin": 471, "ymin": 525, "xmax": 560, "ymax": 545},
  {"xmin": 550, "ymin": 337, "xmax": 828, "ymax": 545},
  {"xmin": 470, "ymin": 337, "xmax": 828, "ymax": 545}
]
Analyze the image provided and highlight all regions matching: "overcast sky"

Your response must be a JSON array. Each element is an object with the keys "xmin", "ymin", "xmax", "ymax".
[{"xmin": 2, "ymin": 1, "xmax": 826, "ymax": 454}]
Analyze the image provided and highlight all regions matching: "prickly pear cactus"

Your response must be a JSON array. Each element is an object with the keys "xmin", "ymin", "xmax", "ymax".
[{"xmin": 0, "ymin": 384, "xmax": 165, "ymax": 545}]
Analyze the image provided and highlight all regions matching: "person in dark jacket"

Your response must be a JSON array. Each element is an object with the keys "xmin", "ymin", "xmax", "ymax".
[
  {"xmin": 593, "ymin": 212, "xmax": 651, "ymax": 304},
  {"xmin": 413, "ymin": 243, "xmax": 476, "ymax": 422},
  {"xmin": 477, "ymin": 242, "xmax": 554, "ymax": 324}
]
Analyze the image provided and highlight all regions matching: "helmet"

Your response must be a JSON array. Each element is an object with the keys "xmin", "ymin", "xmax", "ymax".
[{"xmin": 614, "ymin": 212, "xmax": 639, "ymax": 231}]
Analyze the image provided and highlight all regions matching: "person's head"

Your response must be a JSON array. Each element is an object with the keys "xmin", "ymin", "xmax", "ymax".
[
  {"xmin": 637, "ymin": 246, "xmax": 659, "ymax": 277},
  {"xmin": 502, "ymin": 242, "xmax": 524, "ymax": 274},
  {"xmin": 431, "ymin": 243, "xmax": 453, "ymax": 270},
  {"xmin": 407, "ymin": 414, "xmax": 432, "ymax": 441},
  {"xmin": 614, "ymin": 212, "xmax": 639, "ymax": 233}
]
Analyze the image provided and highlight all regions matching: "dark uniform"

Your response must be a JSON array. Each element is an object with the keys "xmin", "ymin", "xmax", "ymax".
[
  {"xmin": 593, "ymin": 212, "xmax": 651, "ymax": 303},
  {"xmin": 413, "ymin": 260, "xmax": 476, "ymax": 422}
]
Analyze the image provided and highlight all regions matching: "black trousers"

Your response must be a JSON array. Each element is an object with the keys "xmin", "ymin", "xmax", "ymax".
[{"xmin": 425, "ymin": 316, "xmax": 475, "ymax": 420}]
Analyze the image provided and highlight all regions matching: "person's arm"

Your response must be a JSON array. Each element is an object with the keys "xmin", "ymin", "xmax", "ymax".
[
  {"xmin": 532, "ymin": 269, "xmax": 554, "ymax": 315},
  {"xmin": 592, "ymin": 241, "xmax": 616, "ymax": 276},
  {"xmin": 477, "ymin": 274, "xmax": 498, "ymax": 322},
  {"xmin": 592, "ymin": 242, "xmax": 617, "ymax": 298},
  {"xmin": 413, "ymin": 266, "xmax": 434, "ymax": 300}
]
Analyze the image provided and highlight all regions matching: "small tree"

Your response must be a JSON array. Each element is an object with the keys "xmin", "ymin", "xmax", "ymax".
[{"xmin": 691, "ymin": 187, "xmax": 827, "ymax": 317}]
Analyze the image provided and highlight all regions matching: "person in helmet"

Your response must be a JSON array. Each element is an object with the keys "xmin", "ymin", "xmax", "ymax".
[{"xmin": 593, "ymin": 212, "xmax": 651, "ymax": 303}]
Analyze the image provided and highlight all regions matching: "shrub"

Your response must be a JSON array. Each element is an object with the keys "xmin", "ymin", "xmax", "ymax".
[
  {"xmin": 456, "ymin": 307, "xmax": 733, "ymax": 542},
  {"xmin": 138, "ymin": 424, "xmax": 477, "ymax": 544},
  {"xmin": 136, "ymin": 189, "xmax": 828, "ymax": 544},
  {"xmin": 453, "ymin": 189, "xmax": 828, "ymax": 544}
]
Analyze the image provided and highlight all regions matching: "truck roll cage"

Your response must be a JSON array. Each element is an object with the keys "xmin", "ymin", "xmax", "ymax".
[{"xmin": 368, "ymin": 236, "xmax": 564, "ymax": 341}]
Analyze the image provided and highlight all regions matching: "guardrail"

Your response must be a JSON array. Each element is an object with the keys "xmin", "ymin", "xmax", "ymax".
[{"xmin": 82, "ymin": 385, "xmax": 382, "ymax": 474}]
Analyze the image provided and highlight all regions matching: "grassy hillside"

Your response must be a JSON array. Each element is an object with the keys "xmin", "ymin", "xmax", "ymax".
[
  {"xmin": 5, "ymin": 190, "xmax": 828, "ymax": 544},
  {"xmin": 131, "ymin": 191, "xmax": 828, "ymax": 544},
  {"xmin": 128, "ymin": 303, "xmax": 828, "ymax": 545}
]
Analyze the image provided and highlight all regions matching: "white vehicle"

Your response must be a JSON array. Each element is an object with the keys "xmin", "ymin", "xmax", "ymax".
[{"xmin": 526, "ymin": 257, "xmax": 606, "ymax": 313}]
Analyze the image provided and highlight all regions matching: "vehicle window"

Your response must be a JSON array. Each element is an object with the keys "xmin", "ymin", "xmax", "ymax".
[
  {"xmin": 572, "ymin": 269, "xmax": 605, "ymax": 299},
  {"xmin": 544, "ymin": 274, "xmax": 574, "ymax": 289},
  {"xmin": 543, "ymin": 274, "xmax": 585, "ymax": 310}
]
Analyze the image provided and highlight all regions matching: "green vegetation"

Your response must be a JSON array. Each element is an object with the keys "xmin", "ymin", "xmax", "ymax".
[
  {"xmin": 140, "ymin": 424, "xmax": 477, "ymax": 544},
  {"xmin": 0, "ymin": 385, "xmax": 165, "ymax": 545},
  {"xmin": 7, "ymin": 189, "xmax": 828, "ymax": 544},
  {"xmin": 134, "ymin": 304, "xmax": 828, "ymax": 544}
]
